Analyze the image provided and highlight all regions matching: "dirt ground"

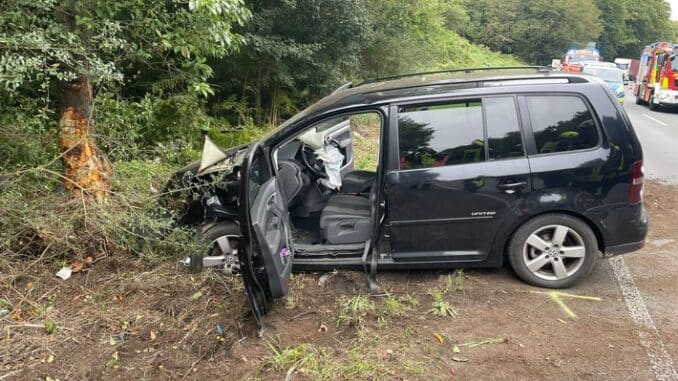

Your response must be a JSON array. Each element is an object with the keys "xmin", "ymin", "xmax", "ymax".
[{"xmin": 1, "ymin": 181, "xmax": 677, "ymax": 381}]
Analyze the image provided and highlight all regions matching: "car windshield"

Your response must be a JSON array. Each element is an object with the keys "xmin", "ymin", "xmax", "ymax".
[
  {"xmin": 672, "ymin": 55, "xmax": 678, "ymax": 72},
  {"xmin": 583, "ymin": 67, "xmax": 623, "ymax": 83},
  {"xmin": 617, "ymin": 63, "xmax": 629, "ymax": 70}
]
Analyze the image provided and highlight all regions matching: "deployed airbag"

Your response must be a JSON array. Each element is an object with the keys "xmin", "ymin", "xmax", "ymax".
[{"xmin": 315, "ymin": 145, "xmax": 344, "ymax": 190}]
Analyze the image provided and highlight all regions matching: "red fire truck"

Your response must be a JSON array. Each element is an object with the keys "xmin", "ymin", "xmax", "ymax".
[
  {"xmin": 633, "ymin": 41, "xmax": 678, "ymax": 110},
  {"xmin": 562, "ymin": 47, "xmax": 601, "ymax": 73}
]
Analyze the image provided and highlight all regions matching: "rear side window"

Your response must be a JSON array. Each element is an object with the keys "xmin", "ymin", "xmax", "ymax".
[
  {"xmin": 398, "ymin": 100, "xmax": 485, "ymax": 169},
  {"xmin": 525, "ymin": 96, "xmax": 598, "ymax": 154},
  {"xmin": 485, "ymin": 97, "xmax": 524, "ymax": 160}
]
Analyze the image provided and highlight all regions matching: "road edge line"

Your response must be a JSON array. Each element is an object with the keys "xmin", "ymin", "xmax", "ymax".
[
  {"xmin": 642, "ymin": 113, "xmax": 668, "ymax": 127},
  {"xmin": 610, "ymin": 256, "xmax": 678, "ymax": 381}
]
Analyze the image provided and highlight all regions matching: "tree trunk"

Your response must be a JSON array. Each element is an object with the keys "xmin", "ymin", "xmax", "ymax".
[
  {"xmin": 255, "ymin": 65, "xmax": 262, "ymax": 126},
  {"xmin": 57, "ymin": 76, "xmax": 110, "ymax": 199}
]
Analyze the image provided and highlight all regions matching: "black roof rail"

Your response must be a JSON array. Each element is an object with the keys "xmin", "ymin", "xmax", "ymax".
[
  {"xmin": 331, "ymin": 81, "xmax": 353, "ymax": 94},
  {"xmin": 357, "ymin": 66, "xmax": 551, "ymax": 86}
]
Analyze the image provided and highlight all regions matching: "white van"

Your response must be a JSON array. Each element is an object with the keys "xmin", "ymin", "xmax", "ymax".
[{"xmin": 614, "ymin": 58, "xmax": 632, "ymax": 81}]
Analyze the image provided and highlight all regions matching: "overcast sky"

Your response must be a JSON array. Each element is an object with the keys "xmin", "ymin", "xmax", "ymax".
[{"xmin": 670, "ymin": 0, "xmax": 678, "ymax": 20}]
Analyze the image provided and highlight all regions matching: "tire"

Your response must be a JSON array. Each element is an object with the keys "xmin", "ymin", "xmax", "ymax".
[
  {"xmin": 508, "ymin": 214, "xmax": 598, "ymax": 288},
  {"xmin": 649, "ymin": 92, "xmax": 661, "ymax": 111},
  {"xmin": 198, "ymin": 221, "xmax": 241, "ymax": 274},
  {"xmin": 635, "ymin": 95, "xmax": 644, "ymax": 105}
]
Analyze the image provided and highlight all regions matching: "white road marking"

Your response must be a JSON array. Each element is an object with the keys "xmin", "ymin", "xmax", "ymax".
[
  {"xmin": 643, "ymin": 113, "xmax": 668, "ymax": 127},
  {"xmin": 610, "ymin": 256, "xmax": 678, "ymax": 381}
]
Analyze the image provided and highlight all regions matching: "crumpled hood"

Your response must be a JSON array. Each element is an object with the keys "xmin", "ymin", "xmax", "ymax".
[
  {"xmin": 197, "ymin": 141, "xmax": 250, "ymax": 176},
  {"xmin": 174, "ymin": 142, "xmax": 250, "ymax": 179}
]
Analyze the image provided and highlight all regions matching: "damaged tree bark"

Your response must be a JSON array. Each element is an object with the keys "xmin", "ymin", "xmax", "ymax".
[{"xmin": 57, "ymin": 76, "xmax": 110, "ymax": 199}]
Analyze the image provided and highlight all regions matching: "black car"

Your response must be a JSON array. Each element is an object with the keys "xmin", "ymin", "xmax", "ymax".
[{"xmin": 169, "ymin": 67, "xmax": 648, "ymax": 335}]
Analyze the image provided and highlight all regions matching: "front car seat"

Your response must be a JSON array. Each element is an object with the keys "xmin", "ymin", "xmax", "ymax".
[
  {"xmin": 319, "ymin": 185, "xmax": 375, "ymax": 244},
  {"xmin": 341, "ymin": 170, "xmax": 375, "ymax": 194}
]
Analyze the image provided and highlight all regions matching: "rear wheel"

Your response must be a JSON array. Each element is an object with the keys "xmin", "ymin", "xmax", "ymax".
[
  {"xmin": 508, "ymin": 214, "xmax": 597, "ymax": 288},
  {"xmin": 199, "ymin": 221, "xmax": 241, "ymax": 274}
]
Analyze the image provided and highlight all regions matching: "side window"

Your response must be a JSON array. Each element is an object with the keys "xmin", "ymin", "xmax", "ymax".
[
  {"xmin": 485, "ymin": 97, "xmax": 524, "ymax": 160},
  {"xmin": 398, "ymin": 100, "xmax": 484, "ymax": 170},
  {"xmin": 248, "ymin": 148, "xmax": 271, "ymax": 207},
  {"xmin": 525, "ymin": 96, "xmax": 598, "ymax": 154}
]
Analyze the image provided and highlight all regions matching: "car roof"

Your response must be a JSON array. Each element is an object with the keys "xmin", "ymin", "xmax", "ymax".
[{"xmin": 269, "ymin": 68, "xmax": 592, "ymax": 140}]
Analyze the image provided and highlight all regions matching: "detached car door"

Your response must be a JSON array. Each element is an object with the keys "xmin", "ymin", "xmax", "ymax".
[{"xmin": 239, "ymin": 143, "xmax": 294, "ymax": 336}]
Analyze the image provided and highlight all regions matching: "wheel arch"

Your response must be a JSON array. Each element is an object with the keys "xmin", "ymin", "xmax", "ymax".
[{"xmin": 497, "ymin": 210, "xmax": 606, "ymax": 262}]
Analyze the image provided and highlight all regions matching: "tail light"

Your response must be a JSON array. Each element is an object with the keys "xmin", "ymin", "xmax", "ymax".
[{"xmin": 628, "ymin": 160, "xmax": 644, "ymax": 204}]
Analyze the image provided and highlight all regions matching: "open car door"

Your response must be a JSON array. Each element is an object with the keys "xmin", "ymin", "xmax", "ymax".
[{"xmin": 239, "ymin": 142, "xmax": 294, "ymax": 336}]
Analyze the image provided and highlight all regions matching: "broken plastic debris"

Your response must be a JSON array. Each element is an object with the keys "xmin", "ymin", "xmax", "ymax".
[
  {"xmin": 318, "ymin": 270, "xmax": 337, "ymax": 286},
  {"xmin": 56, "ymin": 267, "xmax": 72, "ymax": 280},
  {"xmin": 216, "ymin": 324, "xmax": 224, "ymax": 336}
]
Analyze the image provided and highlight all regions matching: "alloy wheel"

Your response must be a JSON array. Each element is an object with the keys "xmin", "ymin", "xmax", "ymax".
[
  {"xmin": 208, "ymin": 235, "xmax": 241, "ymax": 274},
  {"xmin": 521, "ymin": 224, "xmax": 586, "ymax": 281}
]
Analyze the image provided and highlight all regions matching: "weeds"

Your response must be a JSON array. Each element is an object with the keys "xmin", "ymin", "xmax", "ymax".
[
  {"xmin": 0, "ymin": 162, "xmax": 202, "ymax": 264},
  {"xmin": 428, "ymin": 299, "xmax": 459, "ymax": 318},
  {"xmin": 265, "ymin": 343, "xmax": 330, "ymax": 380},
  {"xmin": 336, "ymin": 295, "xmax": 375, "ymax": 328},
  {"xmin": 284, "ymin": 274, "xmax": 305, "ymax": 309},
  {"xmin": 426, "ymin": 270, "xmax": 464, "ymax": 319}
]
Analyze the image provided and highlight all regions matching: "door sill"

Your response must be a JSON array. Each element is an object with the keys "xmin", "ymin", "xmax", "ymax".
[{"xmin": 391, "ymin": 250, "xmax": 485, "ymax": 262}]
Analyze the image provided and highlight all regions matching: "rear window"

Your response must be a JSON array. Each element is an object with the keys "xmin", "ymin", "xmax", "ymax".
[
  {"xmin": 525, "ymin": 96, "xmax": 598, "ymax": 154},
  {"xmin": 398, "ymin": 100, "xmax": 485, "ymax": 169}
]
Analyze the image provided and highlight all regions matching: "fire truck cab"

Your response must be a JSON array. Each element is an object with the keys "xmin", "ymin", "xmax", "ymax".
[{"xmin": 633, "ymin": 42, "xmax": 678, "ymax": 110}]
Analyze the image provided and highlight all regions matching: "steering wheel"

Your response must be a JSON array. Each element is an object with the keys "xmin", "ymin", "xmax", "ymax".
[{"xmin": 300, "ymin": 144, "xmax": 327, "ymax": 178}]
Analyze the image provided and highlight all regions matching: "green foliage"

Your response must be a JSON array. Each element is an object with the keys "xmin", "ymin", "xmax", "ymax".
[
  {"xmin": 619, "ymin": 0, "xmax": 674, "ymax": 57},
  {"xmin": 464, "ymin": 0, "xmax": 674, "ymax": 63},
  {"xmin": 428, "ymin": 300, "xmax": 458, "ymax": 318},
  {"xmin": 594, "ymin": 0, "xmax": 634, "ymax": 59},
  {"xmin": 336, "ymin": 295, "xmax": 375, "ymax": 329},
  {"xmin": 44, "ymin": 320, "xmax": 57, "ymax": 334},
  {"xmin": 265, "ymin": 343, "xmax": 330, "ymax": 380},
  {"xmin": 426, "ymin": 271, "xmax": 463, "ymax": 318},
  {"xmin": 360, "ymin": 0, "xmax": 521, "ymax": 78},
  {"xmin": 0, "ymin": 0, "xmax": 250, "ymax": 96},
  {"xmin": 0, "ymin": 95, "xmax": 58, "ymax": 167},
  {"xmin": 0, "ymin": 161, "xmax": 201, "ymax": 264},
  {"xmin": 212, "ymin": 0, "xmax": 372, "ymax": 126},
  {"xmin": 464, "ymin": 0, "xmax": 602, "ymax": 64}
]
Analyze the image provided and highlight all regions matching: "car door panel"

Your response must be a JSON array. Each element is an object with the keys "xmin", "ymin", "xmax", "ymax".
[
  {"xmin": 387, "ymin": 96, "xmax": 530, "ymax": 261},
  {"xmin": 387, "ymin": 158, "xmax": 531, "ymax": 260},
  {"xmin": 249, "ymin": 177, "xmax": 293, "ymax": 298},
  {"xmin": 239, "ymin": 143, "xmax": 293, "ymax": 335}
]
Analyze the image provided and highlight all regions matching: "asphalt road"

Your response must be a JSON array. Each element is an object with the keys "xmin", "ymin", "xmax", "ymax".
[{"xmin": 623, "ymin": 93, "xmax": 678, "ymax": 184}]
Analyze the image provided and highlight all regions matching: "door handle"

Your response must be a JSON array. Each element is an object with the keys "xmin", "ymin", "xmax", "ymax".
[{"xmin": 498, "ymin": 181, "xmax": 527, "ymax": 193}]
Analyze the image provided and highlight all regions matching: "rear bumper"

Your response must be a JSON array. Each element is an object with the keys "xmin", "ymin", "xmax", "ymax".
[
  {"xmin": 601, "ymin": 205, "xmax": 648, "ymax": 257},
  {"xmin": 606, "ymin": 240, "xmax": 646, "ymax": 256}
]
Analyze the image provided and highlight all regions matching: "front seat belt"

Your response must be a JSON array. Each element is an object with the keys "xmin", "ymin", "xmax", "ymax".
[{"xmin": 361, "ymin": 239, "xmax": 378, "ymax": 294}]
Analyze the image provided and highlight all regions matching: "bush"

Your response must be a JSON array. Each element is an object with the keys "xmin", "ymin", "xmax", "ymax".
[
  {"xmin": 0, "ymin": 96, "xmax": 58, "ymax": 168},
  {"xmin": 0, "ymin": 161, "xmax": 201, "ymax": 263},
  {"xmin": 94, "ymin": 93, "xmax": 269, "ymax": 164}
]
